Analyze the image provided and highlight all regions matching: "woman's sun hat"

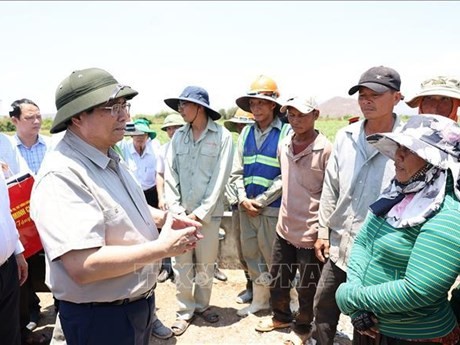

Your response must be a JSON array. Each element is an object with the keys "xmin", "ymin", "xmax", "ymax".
[{"xmin": 367, "ymin": 114, "xmax": 460, "ymax": 169}]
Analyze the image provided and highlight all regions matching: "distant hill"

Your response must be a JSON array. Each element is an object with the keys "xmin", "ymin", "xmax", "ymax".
[{"xmin": 318, "ymin": 97, "xmax": 362, "ymax": 119}]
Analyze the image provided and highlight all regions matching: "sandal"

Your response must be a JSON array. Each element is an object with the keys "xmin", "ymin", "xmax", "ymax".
[
  {"xmin": 255, "ymin": 317, "xmax": 291, "ymax": 332},
  {"xmin": 196, "ymin": 308, "xmax": 219, "ymax": 323},
  {"xmin": 282, "ymin": 330, "xmax": 309, "ymax": 345},
  {"xmin": 170, "ymin": 316, "xmax": 195, "ymax": 337}
]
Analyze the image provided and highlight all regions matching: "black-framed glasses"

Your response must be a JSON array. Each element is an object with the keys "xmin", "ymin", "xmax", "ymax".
[{"xmin": 99, "ymin": 102, "xmax": 131, "ymax": 117}]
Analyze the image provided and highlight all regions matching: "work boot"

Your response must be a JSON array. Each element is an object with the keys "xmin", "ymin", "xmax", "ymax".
[
  {"xmin": 236, "ymin": 289, "xmax": 253, "ymax": 304},
  {"xmin": 237, "ymin": 283, "xmax": 270, "ymax": 317}
]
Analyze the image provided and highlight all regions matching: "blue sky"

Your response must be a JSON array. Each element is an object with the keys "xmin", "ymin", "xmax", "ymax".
[{"xmin": 0, "ymin": 1, "xmax": 459, "ymax": 116}]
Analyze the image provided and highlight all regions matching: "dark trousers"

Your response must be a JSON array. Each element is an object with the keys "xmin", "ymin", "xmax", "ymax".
[
  {"xmin": 161, "ymin": 257, "xmax": 172, "ymax": 274},
  {"xmin": 232, "ymin": 206, "xmax": 251, "ymax": 291},
  {"xmin": 0, "ymin": 254, "xmax": 21, "ymax": 345},
  {"xmin": 313, "ymin": 259, "xmax": 376, "ymax": 345},
  {"xmin": 59, "ymin": 296, "xmax": 154, "ymax": 345},
  {"xmin": 144, "ymin": 186, "xmax": 158, "ymax": 209},
  {"xmin": 146, "ymin": 186, "xmax": 169, "ymax": 275},
  {"xmin": 270, "ymin": 234, "xmax": 323, "ymax": 335},
  {"xmin": 20, "ymin": 251, "xmax": 46, "ymax": 330},
  {"xmin": 313, "ymin": 259, "xmax": 346, "ymax": 345}
]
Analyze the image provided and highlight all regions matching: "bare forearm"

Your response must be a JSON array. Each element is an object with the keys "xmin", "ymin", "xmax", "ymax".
[{"xmin": 61, "ymin": 241, "xmax": 168, "ymax": 285}]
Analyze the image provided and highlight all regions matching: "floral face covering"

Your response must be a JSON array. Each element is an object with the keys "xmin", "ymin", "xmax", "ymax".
[{"xmin": 369, "ymin": 165, "xmax": 447, "ymax": 228}]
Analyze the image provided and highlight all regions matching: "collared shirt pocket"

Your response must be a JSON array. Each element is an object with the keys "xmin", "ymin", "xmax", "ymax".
[
  {"xmin": 301, "ymin": 168, "xmax": 324, "ymax": 196},
  {"xmin": 103, "ymin": 206, "xmax": 144, "ymax": 245}
]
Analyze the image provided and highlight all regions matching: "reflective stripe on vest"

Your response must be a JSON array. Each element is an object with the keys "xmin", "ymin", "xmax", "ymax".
[{"xmin": 242, "ymin": 123, "xmax": 290, "ymax": 208}]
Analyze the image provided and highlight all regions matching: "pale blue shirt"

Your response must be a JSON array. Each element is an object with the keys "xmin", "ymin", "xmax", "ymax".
[
  {"xmin": 156, "ymin": 142, "xmax": 169, "ymax": 175},
  {"xmin": 318, "ymin": 114, "xmax": 404, "ymax": 271},
  {"xmin": 11, "ymin": 134, "xmax": 49, "ymax": 174},
  {"xmin": 165, "ymin": 120, "xmax": 234, "ymax": 223}
]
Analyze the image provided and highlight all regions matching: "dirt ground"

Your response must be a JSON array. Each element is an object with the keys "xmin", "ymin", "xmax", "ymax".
[{"xmin": 35, "ymin": 269, "xmax": 353, "ymax": 345}]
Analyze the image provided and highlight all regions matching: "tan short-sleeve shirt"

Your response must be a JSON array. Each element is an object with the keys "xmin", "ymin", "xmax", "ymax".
[{"xmin": 31, "ymin": 130, "xmax": 159, "ymax": 303}]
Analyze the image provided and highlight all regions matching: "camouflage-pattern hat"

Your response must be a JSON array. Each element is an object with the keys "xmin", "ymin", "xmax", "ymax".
[
  {"xmin": 51, "ymin": 67, "xmax": 138, "ymax": 133},
  {"xmin": 367, "ymin": 114, "xmax": 460, "ymax": 169},
  {"xmin": 161, "ymin": 113, "xmax": 186, "ymax": 131},
  {"xmin": 406, "ymin": 76, "xmax": 460, "ymax": 108}
]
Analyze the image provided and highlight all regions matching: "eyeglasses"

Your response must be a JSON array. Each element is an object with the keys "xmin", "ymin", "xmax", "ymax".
[{"xmin": 99, "ymin": 102, "xmax": 131, "ymax": 117}]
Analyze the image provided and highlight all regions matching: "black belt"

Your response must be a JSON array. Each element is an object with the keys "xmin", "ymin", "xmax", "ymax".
[{"xmin": 77, "ymin": 288, "xmax": 154, "ymax": 307}]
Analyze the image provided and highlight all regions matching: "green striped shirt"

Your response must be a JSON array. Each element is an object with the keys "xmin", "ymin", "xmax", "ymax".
[{"xmin": 336, "ymin": 178, "xmax": 460, "ymax": 339}]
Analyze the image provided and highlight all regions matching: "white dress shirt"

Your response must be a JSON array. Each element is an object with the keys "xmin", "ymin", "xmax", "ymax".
[{"xmin": 0, "ymin": 169, "xmax": 24, "ymax": 265}]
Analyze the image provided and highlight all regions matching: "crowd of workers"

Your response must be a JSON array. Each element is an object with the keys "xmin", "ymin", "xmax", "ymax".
[{"xmin": 1, "ymin": 66, "xmax": 460, "ymax": 345}]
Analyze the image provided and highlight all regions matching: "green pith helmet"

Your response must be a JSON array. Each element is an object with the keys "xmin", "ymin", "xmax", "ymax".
[
  {"xmin": 51, "ymin": 67, "xmax": 138, "ymax": 133},
  {"xmin": 161, "ymin": 113, "xmax": 186, "ymax": 131}
]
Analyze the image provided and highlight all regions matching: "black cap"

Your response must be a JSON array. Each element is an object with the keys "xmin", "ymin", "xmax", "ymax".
[{"xmin": 348, "ymin": 66, "xmax": 401, "ymax": 95}]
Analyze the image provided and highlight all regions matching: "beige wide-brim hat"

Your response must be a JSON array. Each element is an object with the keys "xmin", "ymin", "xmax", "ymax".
[
  {"xmin": 406, "ymin": 76, "xmax": 460, "ymax": 108},
  {"xmin": 224, "ymin": 108, "xmax": 255, "ymax": 133},
  {"xmin": 161, "ymin": 113, "xmax": 186, "ymax": 131}
]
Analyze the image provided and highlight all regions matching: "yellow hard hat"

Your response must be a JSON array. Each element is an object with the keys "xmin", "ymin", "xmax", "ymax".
[
  {"xmin": 249, "ymin": 75, "xmax": 280, "ymax": 98},
  {"xmin": 235, "ymin": 75, "xmax": 284, "ymax": 116}
]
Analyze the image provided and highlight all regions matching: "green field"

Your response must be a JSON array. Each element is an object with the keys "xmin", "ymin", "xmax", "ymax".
[
  {"xmin": 145, "ymin": 118, "xmax": 349, "ymax": 144},
  {"xmin": 4, "ymin": 117, "xmax": 349, "ymax": 144}
]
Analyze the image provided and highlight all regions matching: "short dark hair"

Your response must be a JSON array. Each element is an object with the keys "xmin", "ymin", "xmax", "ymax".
[{"xmin": 9, "ymin": 98, "xmax": 39, "ymax": 118}]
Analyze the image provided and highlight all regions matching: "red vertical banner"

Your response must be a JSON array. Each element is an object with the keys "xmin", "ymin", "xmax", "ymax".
[{"xmin": 7, "ymin": 174, "xmax": 43, "ymax": 259}]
